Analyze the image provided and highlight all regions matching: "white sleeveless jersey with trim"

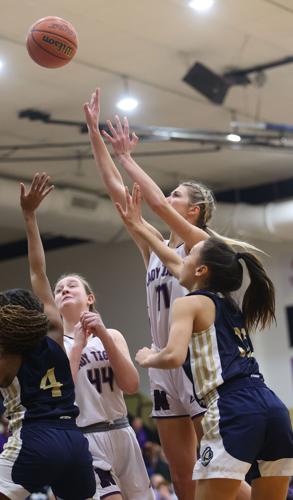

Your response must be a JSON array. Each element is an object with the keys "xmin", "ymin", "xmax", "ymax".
[
  {"xmin": 146, "ymin": 241, "xmax": 188, "ymax": 349},
  {"xmin": 187, "ymin": 290, "xmax": 261, "ymax": 400},
  {"xmin": 64, "ymin": 335, "xmax": 127, "ymax": 427}
]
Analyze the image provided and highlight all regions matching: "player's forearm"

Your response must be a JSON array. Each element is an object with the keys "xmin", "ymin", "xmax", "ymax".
[
  {"xmin": 117, "ymin": 153, "xmax": 167, "ymax": 211},
  {"xmin": 97, "ymin": 329, "xmax": 139, "ymax": 394},
  {"xmin": 22, "ymin": 211, "xmax": 46, "ymax": 277},
  {"xmin": 89, "ymin": 131, "xmax": 126, "ymax": 206},
  {"xmin": 131, "ymin": 222, "xmax": 182, "ymax": 278},
  {"xmin": 68, "ymin": 343, "xmax": 83, "ymax": 384},
  {"xmin": 144, "ymin": 349, "xmax": 182, "ymax": 369}
]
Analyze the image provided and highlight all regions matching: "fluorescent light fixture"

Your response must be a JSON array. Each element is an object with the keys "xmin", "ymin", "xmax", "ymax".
[
  {"xmin": 226, "ymin": 133, "xmax": 241, "ymax": 143},
  {"xmin": 116, "ymin": 97, "xmax": 138, "ymax": 112},
  {"xmin": 189, "ymin": 0, "xmax": 214, "ymax": 12}
]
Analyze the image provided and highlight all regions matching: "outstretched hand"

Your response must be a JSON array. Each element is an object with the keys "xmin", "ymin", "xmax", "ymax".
[
  {"xmin": 115, "ymin": 183, "xmax": 143, "ymax": 228},
  {"xmin": 20, "ymin": 172, "xmax": 54, "ymax": 214},
  {"xmin": 102, "ymin": 115, "xmax": 139, "ymax": 157},
  {"xmin": 84, "ymin": 87, "xmax": 100, "ymax": 136}
]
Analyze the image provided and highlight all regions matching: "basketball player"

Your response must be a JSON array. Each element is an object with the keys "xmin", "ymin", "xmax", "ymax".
[
  {"xmin": 84, "ymin": 88, "xmax": 252, "ymax": 500},
  {"xmin": 0, "ymin": 287, "xmax": 96, "ymax": 500},
  {"xmin": 123, "ymin": 199, "xmax": 293, "ymax": 500},
  {"xmin": 20, "ymin": 173, "xmax": 155, "ymax": 500}
]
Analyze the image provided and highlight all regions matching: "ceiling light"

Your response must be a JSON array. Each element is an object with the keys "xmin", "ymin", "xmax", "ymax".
[
  {"xmin": 0, "ymin": 60, "xmax": 5, "ymax": 71},
  {"xmin": 189, "ymin": 0, "xmax": 214, "ymax": 12},
  {"xmin": 116, "ymin": 97, "xmax": 138, "ymax": 112},
  {"xmin": 226, "ymin": 133, "xmax": 241, "ymax": 143}
]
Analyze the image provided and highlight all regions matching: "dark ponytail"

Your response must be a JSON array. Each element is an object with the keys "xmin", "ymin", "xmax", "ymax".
[
  {"xmin": 239, "ymin": 252, "xmax": 275, "ymax": 332},
  {"xmin": 199, "ymin": 238, "xmax": 276, "ymax": 332}
]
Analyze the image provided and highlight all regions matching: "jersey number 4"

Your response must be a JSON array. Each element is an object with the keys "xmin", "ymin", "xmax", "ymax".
[{"xmin": 40, "ymin": 368, "xmax": 63, "ymax": 397}]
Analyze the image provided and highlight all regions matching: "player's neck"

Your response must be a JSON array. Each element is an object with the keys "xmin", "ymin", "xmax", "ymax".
[
  {"xmin": 62, "ymin": 315, "xmax": 80, "ymax": 337},
  {"xmin": 168, "ymin": 232, "xmax": 183, "ymax": 248}
]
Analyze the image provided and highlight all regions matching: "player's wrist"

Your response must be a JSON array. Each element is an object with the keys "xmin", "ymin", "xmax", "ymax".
[
  {"xmin": 72, "ymin": 339, "xmax": 85, "ymax": 350},
  {"xmin": 117, "ymin": 152, "xmax": 132, "ymax": 163},
  {"xmin": 94, "ymin": 324, "xmax": 108, "ymax": 340},
  {"xmin": 22, "ymin": 209, "xmax": 36, "ymax": 220}
]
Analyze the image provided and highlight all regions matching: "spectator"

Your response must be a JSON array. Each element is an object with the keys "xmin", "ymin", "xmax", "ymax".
[
  {"xmin": 287, "ymin": 477, "xmax": 293, "ymax": 500},
  {"xmin": 132, "ymin": 416, "xmax": 149, "ymax": 449}
]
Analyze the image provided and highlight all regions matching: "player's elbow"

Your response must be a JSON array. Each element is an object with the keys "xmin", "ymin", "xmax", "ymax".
[{"xmin": 123, "ymin": 373, "xmax": 140, "ymax": 395}]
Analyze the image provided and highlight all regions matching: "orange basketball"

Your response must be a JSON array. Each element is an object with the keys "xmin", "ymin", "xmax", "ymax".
[{"xmin": 26, "ymin": 16, "xmax": 78, "ymax": 68}]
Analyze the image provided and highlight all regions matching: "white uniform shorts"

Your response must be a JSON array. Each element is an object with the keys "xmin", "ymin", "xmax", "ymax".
[
  {"xmin": 149, "ymin": 365, "xmax": 205, "ymax": 419},
  {"xmin": 86, "ymin": 425, "xmax": 155, "ymax": 500}
]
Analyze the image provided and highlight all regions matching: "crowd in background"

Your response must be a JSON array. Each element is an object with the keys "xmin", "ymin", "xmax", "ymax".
[{"xmin": 129, "ymin": 415, "xmax": 177, "ymax": 500}]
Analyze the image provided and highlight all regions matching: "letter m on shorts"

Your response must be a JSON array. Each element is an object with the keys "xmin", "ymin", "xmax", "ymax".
[{"xmin": 154, "ymin": 390, "xmax": 170, "ymax": 411}]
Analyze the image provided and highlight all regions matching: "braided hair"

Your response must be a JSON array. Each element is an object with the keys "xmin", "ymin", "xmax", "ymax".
[
  {"xmin": 0, "ymin": 289, "xmax": 49, "ymax": 354},
  {"xmin": 181, "ymin": 181, "xmax": 215, "ymax": 230}
]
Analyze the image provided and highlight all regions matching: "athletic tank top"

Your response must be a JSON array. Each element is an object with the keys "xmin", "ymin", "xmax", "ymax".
[
  {"xmin": 146, "ymin": 241, "xmax": 188, "ymax": 349},
  {"xmin": 0, "ymin": 337, "xmax": 79, "ymax": 433},
  {"xmin": 187, "ymin": 290, "xmax": 261, "ymax": 399},
  {"xmin": 64, "ymin": 335, "xmax": 127, "ymax": 427}
]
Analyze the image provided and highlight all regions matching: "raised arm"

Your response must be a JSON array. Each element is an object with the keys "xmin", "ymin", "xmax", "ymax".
[
  {"xmin": 80, "ymin": 311, "xmax": 139, "ymax": 394},
  {"xmin": 103, "ymin": 116, "xmax": 208, "ymax": 250},
  {"xmin": 20, "ymin": 173, "xmax": 63, "ymax": 346},
  {"xmin": 135, "ymin": 297, "xmax": 196, "ymax": 369},
  {"xmin": 84, "ymin": 88, "xmax": 163, "ymax": 267},
  {"xmin": 84, "ymin": 88, "xmax": 127, "ymax": 207},
  {"xmin": 116, "ymin": 184, "xmax": 182, "ymax": 279}
]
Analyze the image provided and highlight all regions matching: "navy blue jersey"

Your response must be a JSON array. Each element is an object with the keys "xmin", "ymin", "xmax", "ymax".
[
  {"xmin": 186, "ymin": 290, "xmax": 261, "ymax": 400},
  {"xmin": 0, "ymin": 336, "xmax": 79, "ymax": 431},
  {"xmin": 0, "ymin": 395, "xmax": 4, "ymax": 416}
]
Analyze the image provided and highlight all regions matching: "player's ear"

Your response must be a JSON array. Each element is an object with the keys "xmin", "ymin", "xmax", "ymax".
[
  {"xmin": 87, "ymin": 294, "xmax": 95, "ymax": 308},
  {"xmin": 195, "ymin": 264, "xmax": 208, "ymax": 277}
]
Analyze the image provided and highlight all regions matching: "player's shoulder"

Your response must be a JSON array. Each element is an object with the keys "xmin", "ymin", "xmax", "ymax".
[
  {"xmin": 107, "ymin": 328, "xmax": 124, "ymax": 341},
  {"xmin": 107, "ymin": 328, "xmax": 129, "ymax": 350},
  {"xmin": 174, "ymin": 293, "xmax": 215, "ymax": 313}
]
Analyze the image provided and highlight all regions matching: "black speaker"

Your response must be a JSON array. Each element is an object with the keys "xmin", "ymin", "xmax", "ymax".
[{"xmin": 183, "ymin": 62, "xmax": 230, "ymax": 105}]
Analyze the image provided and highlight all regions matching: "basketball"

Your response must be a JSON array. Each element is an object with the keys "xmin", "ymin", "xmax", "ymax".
[{"xmin": 26, "ymin": 16, "xmax": 78, "ymax": 68}]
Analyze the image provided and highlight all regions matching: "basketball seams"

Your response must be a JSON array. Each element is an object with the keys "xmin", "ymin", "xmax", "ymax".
[
  {"xmin": 31, "ymin": 28, "xmax": 77, "ymax": 50},
  {"xmin": 30, "ymin": 33, "xmax": 69, "ymax": 62}
]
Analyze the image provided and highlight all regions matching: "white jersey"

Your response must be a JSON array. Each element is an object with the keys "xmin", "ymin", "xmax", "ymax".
[
  {"xmin": 146, "ymin": 241, "xmax": 188, "ymax": 349},
  {"xmin": 64, "ymin": 335, "xmax": 127, "ymax": 427}
]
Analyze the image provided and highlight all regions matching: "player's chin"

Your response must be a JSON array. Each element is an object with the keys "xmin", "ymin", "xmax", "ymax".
[{"xmin": 60, "ymin": 298, "xmax": 76, "ymax": 310}]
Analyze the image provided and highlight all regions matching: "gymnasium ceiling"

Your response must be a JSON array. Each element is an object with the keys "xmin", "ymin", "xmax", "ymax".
[{"xmin": 1, "ymin": 0, "xmax": 293, "ymax": 247}]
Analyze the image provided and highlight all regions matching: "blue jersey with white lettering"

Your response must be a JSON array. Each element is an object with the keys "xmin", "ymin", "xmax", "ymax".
[
  {"xmin": 0, "ymin": 336, "xmax": 79, "ymax": 432},
  {"xmin": 186, "ymin": 290, "xmax": 262, "ymax": 400}
]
